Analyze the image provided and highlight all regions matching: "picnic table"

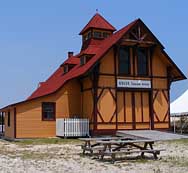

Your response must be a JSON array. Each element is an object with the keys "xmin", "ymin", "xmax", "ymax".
[
  {"xmin": 79, "ymin": 137, "xmax": 164, "ymax": 163},
  {"xmin": 79, "ymin": 137, "xmax": 133, "ymax": 154}
]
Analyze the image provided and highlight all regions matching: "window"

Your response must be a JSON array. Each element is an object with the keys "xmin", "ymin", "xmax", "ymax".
[
  {"xmin": 118, "ymin": 47, "xmax": 130, "ymax": 75},
  {"xmin": 103, "ymin": 32, "xmax": 110, "ymax": 38},
  {"xmin": 64, "ymin": 65, "xmax": 69, "ymax": 74},
  {"xmin": 87, "ymin": 31, "xmax": 91, "ymax": 40},
  {"xmin": 83, "ymin": 35, "xmax": 87, "ymax": 42},
  {"xmin": 63, "ymin": 64, "xmax": 75, "ymax": 74},
  {"xmin": 80, "ymin": 55, "xmax": 92, "ymax": 65},
  {"xmin": 137, "ymin": 48, "xmax": 148, "ymax": 76},
  {"xmin": 42, "ymin": 102, "xmax": 56, "ymax": 121},
  {"xmin": 93, "ymin": 31, "xmax": 102, "ymax": 38},
  {"xmin": 80, "ymin": 56, "xmax": 86, "ymax": 65},
  {"xmin": 83, "ymin": 31, "xmax": 92, "ymax": 42},
  {"xmin": 8, "ymin": 111, "xmax": 10, "ymax": 127}
]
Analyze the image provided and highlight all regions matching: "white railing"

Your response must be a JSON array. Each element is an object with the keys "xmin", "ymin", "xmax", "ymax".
[
  {"xmin": 0, "ymin": 125, "xmax": 4, "ymax": 133},
  {"xmin": 56, "ymin": 118, "xmax": 89, "ymax": 137}
]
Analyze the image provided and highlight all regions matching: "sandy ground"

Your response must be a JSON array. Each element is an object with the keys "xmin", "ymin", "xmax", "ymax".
[{"xmin": 0, "ymin": 139, "xmax": 188, "ymax": 173}]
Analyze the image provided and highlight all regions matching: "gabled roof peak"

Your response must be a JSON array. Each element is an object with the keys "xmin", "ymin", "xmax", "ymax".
[{"xmin": 79, "ymin": 13, "xmax": 116, "ymax": 35}]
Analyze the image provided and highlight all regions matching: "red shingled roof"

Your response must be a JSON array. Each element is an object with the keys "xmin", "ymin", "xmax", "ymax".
[
  {"xmin": 79, "ymin": 39, "xmax": 102, "ymax": 56},
  {"xmin": 79, "ymin": 13, "xmax": 116, "ymax": 35},
  {"xmin": 0, "ymin": 17, "xmax": 186, "ymax": 111},
  {"xmin": 61, "ymin": 56, "xmax": 80, "ymax": 66},
  {"xmin": 27, "ymin": 19, "xmax": 138, "ymax": 100}
]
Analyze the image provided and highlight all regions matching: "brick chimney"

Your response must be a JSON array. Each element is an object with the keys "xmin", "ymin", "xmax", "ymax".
[{"xmin": 68, "ymin": 52, "xmax": 74, "ymax": 58}]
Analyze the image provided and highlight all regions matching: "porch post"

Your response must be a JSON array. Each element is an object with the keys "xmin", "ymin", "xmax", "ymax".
[
  {"xmin": 149, "ymin": 46, "xmax": 155, "ymax": 130},
  {"xmin": 0, "ymin": 112, "xmax": 1, "ymax": 133},
  {"xmin": 92, "ymin": 64, "xmax": 99, "ymax": 132},
  {"xmin": 2, "ymin": 112, "xmax": 4, "ymax": 133},
  {"xmin": 114, "ymin": 44, "xmax": 119, "ymax": 130},
  {"xmin": 0, "ymin": 112, "xmax": 3, "ymax": 134}
]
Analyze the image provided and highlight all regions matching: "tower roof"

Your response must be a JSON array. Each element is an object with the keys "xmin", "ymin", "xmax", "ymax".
[{"xmin": 79, "ymin": 13, "xmax": 116, "ymax": 35}]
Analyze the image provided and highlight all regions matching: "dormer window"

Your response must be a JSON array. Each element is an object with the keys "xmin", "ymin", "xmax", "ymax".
[
  {"xmin": 80, "ymin": 56, "xmax": 86, "ymax": 65},
  {"xmin": 64, "ymin": 65, "xmax": 69, "ymax": 74},
  {"xmin": 61, "ymin": 52, "xmax": 79, "ymax": 74},
  {"xmin": 80, "ymin": 55, "xmax": 92, "ymax": 65},
  {"xmin": 63, "ymin": 64, "xmax": 75, "ymax": 74}
]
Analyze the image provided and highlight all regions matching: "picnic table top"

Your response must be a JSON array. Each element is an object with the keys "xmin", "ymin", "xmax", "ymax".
[
  {"xmin": 95, "ymin": 139, "xmax": 155, "ymax": 144},
  {"xmin": 78, "ymin": 137, "xmax": 131, "ymax": 141},
  {"xmin": 79, "ymin": 137, "xmax": 155, "ymax": 144}
]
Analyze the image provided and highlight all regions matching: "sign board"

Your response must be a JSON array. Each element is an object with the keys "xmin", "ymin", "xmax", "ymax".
[{"xmin": 117, "ymin": 79, "xmax": 151, "ymax": 89}]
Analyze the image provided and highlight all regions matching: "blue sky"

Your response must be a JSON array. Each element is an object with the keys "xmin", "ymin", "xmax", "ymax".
[{"xmin": 0, "ymin": 0, "xmax": 188, "ymax": 108}]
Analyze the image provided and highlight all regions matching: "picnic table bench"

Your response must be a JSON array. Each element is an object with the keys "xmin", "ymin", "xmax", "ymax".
[
  {"xmin": 79, "ymin": 137, "xmax": 164, "ymax": 163},
  {"xmin": 96, "ymin": 139, "xmax": 164, "ymax": 162}
]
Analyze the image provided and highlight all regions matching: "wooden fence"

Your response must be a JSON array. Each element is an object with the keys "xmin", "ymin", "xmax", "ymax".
[{"xmin": 56, "ymin": 118, "xmax": 89, "ymax": 137}]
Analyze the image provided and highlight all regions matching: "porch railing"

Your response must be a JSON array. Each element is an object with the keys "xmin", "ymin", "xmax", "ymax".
[{"xmin": 56, "ymin": 118, "xmax": 89, "ymax": 137}]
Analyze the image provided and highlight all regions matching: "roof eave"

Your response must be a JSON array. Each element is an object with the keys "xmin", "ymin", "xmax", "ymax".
[
  {"xmin": 79, "ymin": 27, "xmax": 116, "ymax": 35},
  {"xmin": 161, "ymin": 49, "xmax": 187, "ymax": 81}
]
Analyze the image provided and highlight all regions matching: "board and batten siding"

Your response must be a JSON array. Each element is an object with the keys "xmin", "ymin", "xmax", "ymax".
[{"xmin": 93, "ymin": 46, "xmax": 170, "ymax": 131}]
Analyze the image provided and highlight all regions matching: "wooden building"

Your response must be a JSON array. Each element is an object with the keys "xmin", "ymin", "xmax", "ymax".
[{"xmin": 0, "ymin": 13, "xmax": 186, "ymax": 139}]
